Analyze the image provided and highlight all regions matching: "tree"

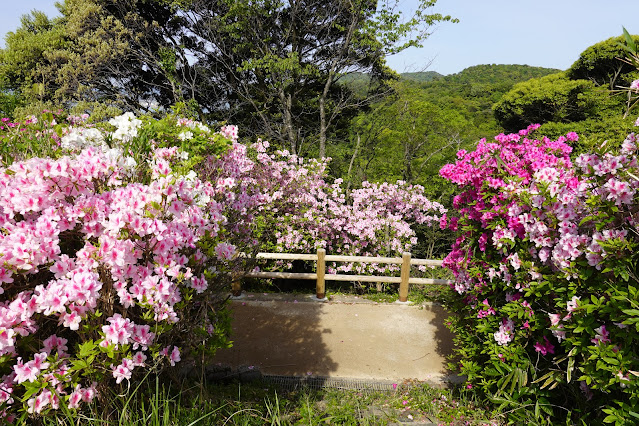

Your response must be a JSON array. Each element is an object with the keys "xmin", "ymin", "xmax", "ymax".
[
  {"xmin": 492, "ymin": 35, "xmax": 639, "ymax": 138},
  {"xmin": 567, "ymin": 34, "xmax": 639, "ymax": 89},
  {"xmin": 0, "ymin": 0, "xmax": 195, "ymax": 117},
  {"xmin": 493, "ymin": 72, "xmax": 615, "ymax": 133},
  {"xmin": 175, "ymin": 0, "xmax": 457, "ymax": 157},
  {"xmin": 343, "ymin": 81, "xmax": 467, "ymax": 188},
  {"xmin": 1, "ymin": 0, "xmax": 456, "ymax": 157},
  {"xmin": 0, "ymin": 10, "xmax": 66, "ymax": 109}
]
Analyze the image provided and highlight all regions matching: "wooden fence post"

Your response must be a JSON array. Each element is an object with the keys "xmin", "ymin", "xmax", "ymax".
[
  {"xmin": 399, "ymin": 252, "xmax": 411, "ymax": 303},
  {"xmin": 231, "ymin": 277, "xmax": 242, "ymax": 297},
  {"xmin": 316, "ymin": 248, "xmax": 326, "ymax": 299}
]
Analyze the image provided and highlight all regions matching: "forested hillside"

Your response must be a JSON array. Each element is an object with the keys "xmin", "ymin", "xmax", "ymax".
[
  {"xmin": 328, "ymin": 64, "xmax": 560, "ymax": 198},
  {"xmin": 414, "ymin": 64, "xmax": 560, "ymax": 134},
  {"xmin": 400, "ymin": 71, "xmax": 443, "ymax": 83}
]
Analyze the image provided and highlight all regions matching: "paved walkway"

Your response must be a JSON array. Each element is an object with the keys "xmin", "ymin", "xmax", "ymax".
[{"xmin": 210, "ymin": 293, "xmax": 457, "ymax": 385}]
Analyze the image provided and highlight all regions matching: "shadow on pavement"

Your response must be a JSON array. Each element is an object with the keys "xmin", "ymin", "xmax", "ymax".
[
  {"xmin": 421, "ymin": 304, "xmax": 457, "ymax": 377},
  {"xmin": 210, "ymin": 297, "xmax": 338, "ymax": 379}
]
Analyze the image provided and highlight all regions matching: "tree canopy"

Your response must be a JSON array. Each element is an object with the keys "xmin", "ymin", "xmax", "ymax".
[
  {"xmin": 0, "ymin": 0, "xmax": 192, "ymax": 116},
  {"xmin": 493, "ymin": 72, "xmax": 611, "ymax": 132},
  {"xmin": 493, "ymin": 35, "xmax": 639, "ymax": 147},
  {"xmin": 0, "ymin": 0, "xmax": 457, "ymax": 158},
  {"xmin": 567, "ymin": 34, "xmax": 639, "ymax": 89}
]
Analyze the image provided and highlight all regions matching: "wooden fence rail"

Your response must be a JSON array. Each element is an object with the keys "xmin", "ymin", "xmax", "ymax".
[{"xmin": 233, "ymin": 249, "xmax": 451, "ymax": 302}]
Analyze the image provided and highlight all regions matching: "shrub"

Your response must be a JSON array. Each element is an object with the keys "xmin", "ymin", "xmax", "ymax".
[
  {"xmin": 0, "ymin": 114, "xmax": 237, "ymax": 421},
  {"xmin": 200, "ymin": 139, "xmax": 447, "ymax": 275},
  {"xmin": 440, "ymin": 125, "xmax": 639, "ymax": 424}
]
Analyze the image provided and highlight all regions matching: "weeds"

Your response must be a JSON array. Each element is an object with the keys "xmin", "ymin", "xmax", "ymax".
[{"xmin": 40, "ymin": 378, "xmax": 501, "ymax": 425}]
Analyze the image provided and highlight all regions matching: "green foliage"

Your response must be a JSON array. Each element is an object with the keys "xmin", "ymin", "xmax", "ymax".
[
  {"xmin": 0, "ymin": 0, "xmax": 189, "ymax": 117},
  {"xmin": 0, "ymin": 0, "xmax": 457, "ymax": 158},
  {"xmin": 0, "ymin": 110, "xmax": 69, "ymax": 165},
  {"xmin": 568, "ymin": 34, "xmax": 639, "ymax": 89},
  {"xmin": 42, "ymin": 379, "xmax": 500, "ymax": 425},
  {"xmin": 536, "ymin": 115, "xmax": 637, "ymax": 155},
  {"xmin": 331, "ymin": 64, "xmax": 558, "ymax": 195},
  {"xmin": 133, "ymin": 115, "xmax": 231, "ymax": 172},
  {"xmin": 417, "ymin": 64, "xmax": 560, "ymax": 140},
  {"xmin": 493, "ymin": 72, "xmax": 616, "ymax": 132},
  {"xmin": 0, "ymin": 73, "xmax": 23, "ymax": 118},
  {"xmin": 494, "ymin": 33, "xmax": 639, "ymax": 138},
  {"xmin": 0, "ymin": 10, "xmax": 67, "ymax": 107},
  {"xmin": 339, "ymin": 81, "xmax": 467, "ymax": 188},
  {"xmin": 191, "ymin": 0, "xmax": 455, "ymax": 156}
]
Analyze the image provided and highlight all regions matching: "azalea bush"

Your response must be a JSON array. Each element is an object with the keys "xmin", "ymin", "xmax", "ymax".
[
  {"xmin": 0, "ymin": 114, "xmax": 240, "ymax": 422},
  {"xmin": 440, "ymin": 125, "xmax": 639, "ymax": 424},
  {"xmin": 0, "ymin": 111, "xmax": 81, "ymax": 165},
  {"xmin": 200, "ymin": 139, "xmax": 447, "ymax": 275}
]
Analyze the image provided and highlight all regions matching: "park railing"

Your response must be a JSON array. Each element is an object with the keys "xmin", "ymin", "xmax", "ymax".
[{"xmin": 233, "ymin": 248, "xmax": 451, "ymax": 302}]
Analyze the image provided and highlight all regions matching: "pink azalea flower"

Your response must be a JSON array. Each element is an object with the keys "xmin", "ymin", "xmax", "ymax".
[
  {"xmin": 533, "ymin": 336, "xmax": 555, "ymax": 355},
  {"xmin": 169, "ymin": 346, "xmax": 181, "ymax": 366},
  {"xmin": 591, "ymin": 325, "xmax": 611, "ymax": 346}
]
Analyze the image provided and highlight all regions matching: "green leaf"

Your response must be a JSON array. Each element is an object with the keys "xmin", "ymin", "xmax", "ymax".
[
  {"xmin": 533, "ymin": 371, "xmax": 553, "ymax": 384},
  {"xmin": 603, "ymin": 414, "xmax": 618, "ymax": 423},
  {"xmin": 22, "ymin": 381, "xmax": 44, "ymax": 400},
  {"xmin": 520, "ymin": 369, "xmax": 528, "ymax": 387},
  {"xmin": 622, "ymin": 27, "xmax": 637, "ymax": 53},
  {"xmin": 71, "ymin": 359, "xmax": 89, "ymax": 371},
  {"xmin": 603, "ymin": 357, "xmax": 619, "ymax": 365},
  {"xmin": 540, "ymin": 375, "xmax": 555, "ymax": 390},
  {"xmin": 619, "ymin": 269, "xmax": 630, "ymax": 282},
  {"xmin": 78, "ymin": 340, "xmax": 96, "ymax": 358}
]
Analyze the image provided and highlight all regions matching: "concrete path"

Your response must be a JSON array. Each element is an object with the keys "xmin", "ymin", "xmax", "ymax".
[{"xmin": 210, "ymin": 293, "xmax": 457, "ymax": 385}]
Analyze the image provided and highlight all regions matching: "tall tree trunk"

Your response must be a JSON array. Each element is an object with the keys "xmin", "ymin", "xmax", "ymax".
[
  {"xmin": 319, "ymin": 95, "xmax": 327, "ymax": 158},
  {"xmin": 346, "ymin": 133, "xmax": 361, "ymax": 194},
  {"xmin": 279, "ymin": 90, "xmax": 297, "ymax": 154}
]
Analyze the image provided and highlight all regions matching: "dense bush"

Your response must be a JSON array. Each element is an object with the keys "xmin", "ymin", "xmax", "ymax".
[
  {"xmin": 0, "ymin": 113, "xmax": 238, "ymax": 422},
  {"xmin": 440, "ymin": 124, "xmax": 639, "ymax": 424},
  {"xmin": 200, "ymin": 139, "xmax": 447, "ymax": 275}
]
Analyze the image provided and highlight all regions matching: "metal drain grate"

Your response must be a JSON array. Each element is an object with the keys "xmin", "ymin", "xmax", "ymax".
[{"xmin": 261, "ymin": 375, "xmax": 399, "ymax": 393}]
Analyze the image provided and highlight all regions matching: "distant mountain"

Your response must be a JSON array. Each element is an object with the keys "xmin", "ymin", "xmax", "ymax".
[
  {"xmin": 408, "ymin": 64, "xmax": 562, "ymax": 141},
  {"xmin": 338, "ymin": 64, "xmax": 560, "ymax": 109},
  {"xmin": 341, "ymin": 65, "xmax": 559, "ymax": 90},
  {"xmin": 399, "ymin": 71, "xmax": 443, "ymax": 83},
  {"xmin": 416, "ymin": 64, "xmax": 561, "ymax": 106},
  {"xmin": 438, "ymin": 64, "xmax": 561, "ymax": 85}
]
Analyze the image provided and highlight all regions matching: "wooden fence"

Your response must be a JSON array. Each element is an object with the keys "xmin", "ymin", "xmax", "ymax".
[{"xmin": 232, "ymin": 249, "xmax": 451, "ymax": 302}]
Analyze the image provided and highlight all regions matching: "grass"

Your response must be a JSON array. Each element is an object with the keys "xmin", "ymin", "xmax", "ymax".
[{"xmin": 43, "ymin": 378, "xmax": 503, "ymax": 425}]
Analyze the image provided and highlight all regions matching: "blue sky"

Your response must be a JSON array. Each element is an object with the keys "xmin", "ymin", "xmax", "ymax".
[{"xmin": 2, "ymin": 1, "xmax": 638, "ymax": 75}]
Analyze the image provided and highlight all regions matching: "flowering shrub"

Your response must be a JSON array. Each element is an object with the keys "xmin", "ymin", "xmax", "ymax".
[
  {"xmin": 440, "ymin": 125, "xmax": 639, "ymax": 424},
  {"xmin": 200, "ymin": 140, "xmax": 447, "ymax": 275},
  {"xmin": 0, "ymin": 116, "xmax": 236, "ymax": 421},
  {"xmin": 0, "ymin": 111, "xmax": 83, "ymax": 165},
  {"xmin": 128, "ymin": 114, "xmax": 233, "ymax": 172}
]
